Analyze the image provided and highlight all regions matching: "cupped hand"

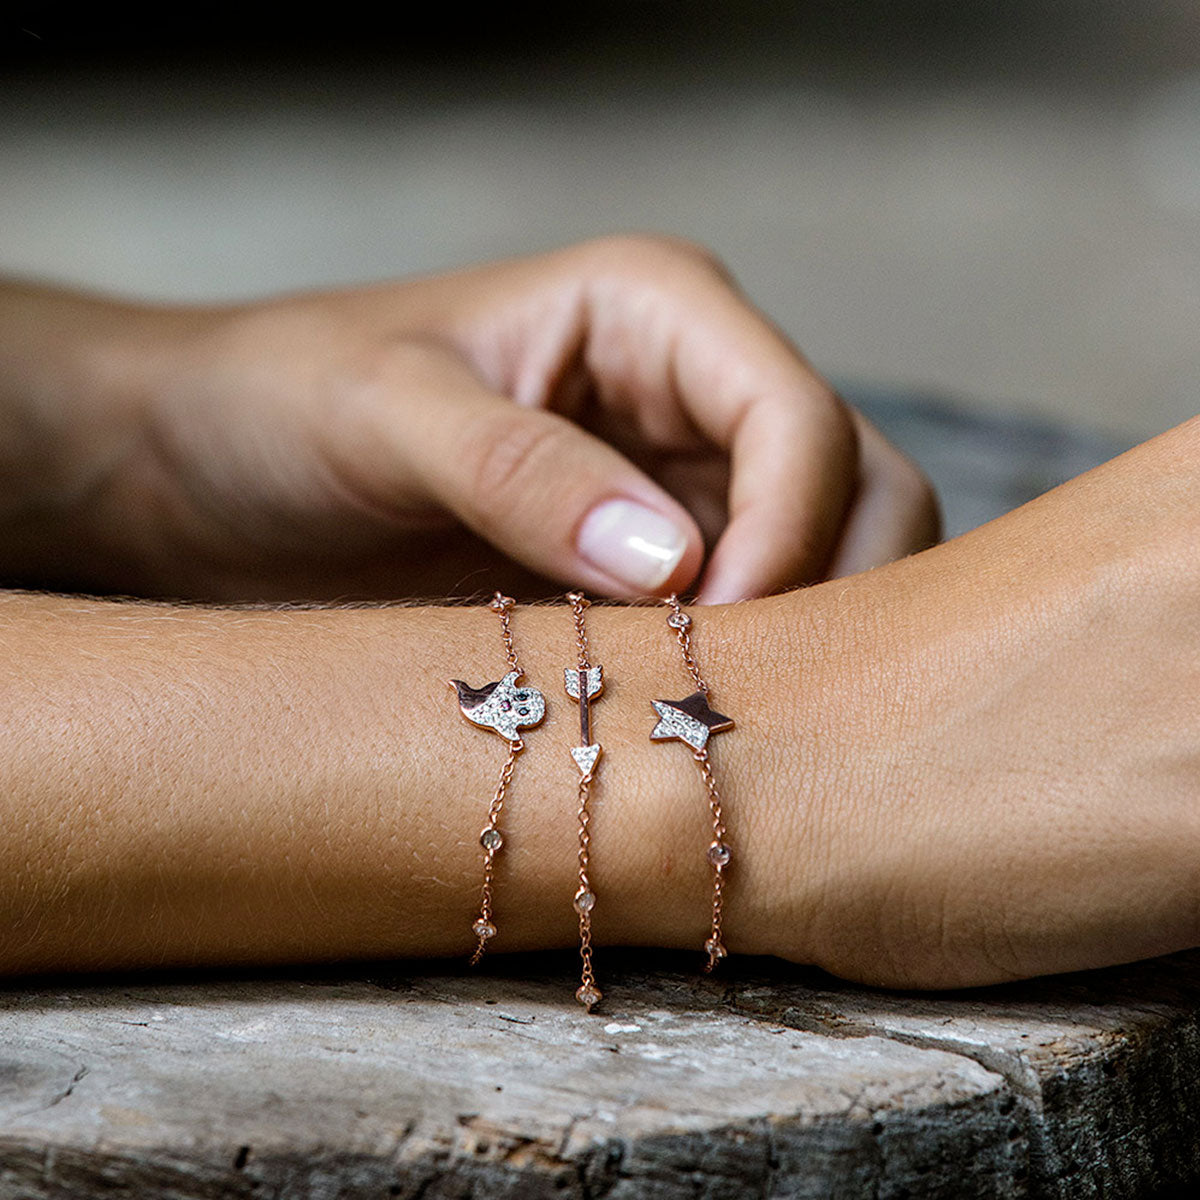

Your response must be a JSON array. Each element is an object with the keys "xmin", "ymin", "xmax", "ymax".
[
  {"xmin": 59, "ymin": 236, "xmax": 937, "ymax": 602},
  {"xmin": 737, "ymin": 416, "xmax": 1200, "ymax": 988}
]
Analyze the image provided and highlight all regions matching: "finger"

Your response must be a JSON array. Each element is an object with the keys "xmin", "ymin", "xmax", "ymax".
[
  {"xmin": 825, "ymin": 416, "xmax": 942, "ymax": 579},
  {"xmin": 571, "ymin": 238, "xmax": 863, "ymax": 602},
  {"xmin": 334, "ymin": 341, "xmax": 705, "ymax": 598},
  {"xmin": 695, "ymin": 388, "xmax": 860, "ymax": 603}
]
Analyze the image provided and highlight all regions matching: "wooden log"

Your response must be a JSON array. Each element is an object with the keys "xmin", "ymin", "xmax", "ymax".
[{"xmin": 2, "ymin": 950, "xmax": 1199, "ymax": 1198}]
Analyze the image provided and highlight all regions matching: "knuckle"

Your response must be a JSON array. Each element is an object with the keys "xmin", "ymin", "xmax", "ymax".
[
  {"xmin": 815, "ymin": 392, "xmax": 860, "ymax": 469},
  {"xmin": 461, "ymin": 411, "xmax": 571, "ymax": 519},
  {"xmin": 581, "ymin": 233, "xmax": 734, "ymax": 285}
]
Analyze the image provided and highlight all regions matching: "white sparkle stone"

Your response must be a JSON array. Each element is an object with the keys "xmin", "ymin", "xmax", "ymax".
[
  {"xmin": 649, "ymin": 701, "xmax": 711, "ymax": 750},
  {"xmin": 464, "ymin": 671, "xmax": 545, "ymax": 740},
  {"xmin": 570, "ymin": 743, "xmax": 602, "ymax": 776},
  {"xmin": 563, "ymin": 666, "xmax": 605, "ymax": 699},
  {"xmin": 707, "ymin": 841, "xmax": 732, "ymax": 868},
  {"xmin": 575, "ymin": 984, "xmax": 602, "ymax": 1010}
]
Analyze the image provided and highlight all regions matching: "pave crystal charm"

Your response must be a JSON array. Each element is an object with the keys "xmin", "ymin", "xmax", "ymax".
[
  {"xmin": 704, "ymin": 937, "xmax": 728, "ymax": 961},
  {"xmin": 666, "ymin": 610, "xmax": 692, "ymax": 629},
  {"xmin": 451, "ymin": 671, "xmax": 546, "ymax": 742},
  {"xmin": 650, "ymin": 692, "xmax": 735, "ymax": 752},
  {"xmin": 480, "ymin": 828, "xmax": 503, "ymax": 851},
  {"xmin": 707, "ymin": 841, "xmax": 732, "ymax": 868},
  {"xmin": 575, "ymin": 983, "xmax": 602, "ymax": 1010},
  {"xmin": 472, "ymin": 919, "xmax": 497, "ymax": 940},
  {"xmin": 574, "ymin": 889, "xmax": 596, "ymax": 914}
]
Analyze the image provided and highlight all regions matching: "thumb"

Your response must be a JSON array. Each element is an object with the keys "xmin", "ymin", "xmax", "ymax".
[{"xmin": 345, "ymin": 344, "xmax": 704, "ymax": 597}]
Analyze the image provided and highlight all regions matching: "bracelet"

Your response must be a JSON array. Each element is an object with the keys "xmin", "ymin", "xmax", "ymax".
[
  {"xmin": 650, "ymin": 593, "xmax": 735, "ymax": 971},
  {"xmin": 450, "ymin": 592, "xmax": 546, "ymax": 965},
  {"xmin": 564, "ymin": 591, "xmax": 605, "ymax": 1011}
]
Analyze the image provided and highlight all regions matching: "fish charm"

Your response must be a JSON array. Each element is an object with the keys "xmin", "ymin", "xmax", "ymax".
[{"xmin": 450, "ymin": 670, "xmax": 546, "ymax": 741}]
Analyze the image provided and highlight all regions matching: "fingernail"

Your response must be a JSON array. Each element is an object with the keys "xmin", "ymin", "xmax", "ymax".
[{"xmin": 576, "ymin": 499, "xmax": 688, "ymax": 592}]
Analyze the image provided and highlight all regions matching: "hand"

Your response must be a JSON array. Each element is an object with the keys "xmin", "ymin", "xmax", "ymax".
[
  {"xmin": 9, "ymin": 237, "xmax": 937, "ymax": 602},
  {"xmin": 734, "ymin": 417, "xmax": 1200, "ymax": 987}
]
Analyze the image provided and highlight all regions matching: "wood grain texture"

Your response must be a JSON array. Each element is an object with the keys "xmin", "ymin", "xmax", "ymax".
[{"xmin": 1, "ymin": 950, "xmax": 1198, "ymax": 1198}]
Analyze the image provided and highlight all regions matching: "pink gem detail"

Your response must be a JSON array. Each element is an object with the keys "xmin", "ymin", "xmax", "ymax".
[{"xmin": 707, "ymin": 841, "xmax": 732, "ymax": 868}]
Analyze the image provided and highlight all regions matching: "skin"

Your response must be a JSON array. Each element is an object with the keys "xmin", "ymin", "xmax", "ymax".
[
  {"xmin": 0, "ymin": 235, "xmax": 938, "ymax": 605},
  {"xmin": 1, "ymin": 239, "xmax": 1192, "ymax": 988},
  {"xmin": 0, "ymin": 419, "xmax": 1197, "ymax": 987}
]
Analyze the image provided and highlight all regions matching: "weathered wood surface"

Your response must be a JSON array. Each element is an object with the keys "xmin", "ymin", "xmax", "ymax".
[
  {"xmin": 1, "ymin": 950, "xmax": 1199, "ymax": 1199},
  {"xmin": 0, "ymin": 402, "xmax": 1157, "ymax": 1199}
]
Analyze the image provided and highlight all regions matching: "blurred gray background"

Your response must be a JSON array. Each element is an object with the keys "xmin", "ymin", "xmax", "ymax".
[{"xmin": 2, "ymin": 2, "xmax": 1198, "ymax": 528}]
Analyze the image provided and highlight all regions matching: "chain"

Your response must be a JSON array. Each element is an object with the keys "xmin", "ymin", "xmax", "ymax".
[
  {"xmin": 469, "ymin": 737, "xmax": 523, "ymax": 965},
  {"xmin": 665, "ymin": 593, "xmax": 709, "ymax": 695},
  {"xmin": 694, "ymin": 748, "xmax": 728, "ymax": 972},
  {"xmin": 490, "ymin": 592, "xmax": 520, "ymax": 672},
  {"xmin": 455, "ymin": 592, "xmax": 545, "ymax": 965},
  {"xmin": 566, "ymin": 591, "xmax": 604, "ymax": 1010},
  {"xmin": 657, "ymin": 594, "xmax": 733, "ymax": 973}
]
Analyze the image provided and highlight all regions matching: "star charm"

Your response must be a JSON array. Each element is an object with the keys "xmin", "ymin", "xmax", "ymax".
[{"xmin": 650, "ymin": 690, "xmax": 734, "ymax": 751}]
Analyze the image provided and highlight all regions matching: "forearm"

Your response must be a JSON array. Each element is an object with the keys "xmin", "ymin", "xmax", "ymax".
[{"xmin": 0, "ymin": 590, "xmax": 834, "ymax": 977}]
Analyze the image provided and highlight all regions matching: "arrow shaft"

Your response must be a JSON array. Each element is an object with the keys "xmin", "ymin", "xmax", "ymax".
[{"xmin": 577, "ymin": 669, "xmax": 591, "ymax": 744}]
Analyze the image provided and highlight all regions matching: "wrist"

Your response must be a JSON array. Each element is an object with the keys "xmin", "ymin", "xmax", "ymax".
[
  {"xmin": 519, "ymin": 593, "xmax": 858, "ymax": 970},
  {"xmin": 0, "ymin": 283, "xmax": 197, "ymax": 584}
]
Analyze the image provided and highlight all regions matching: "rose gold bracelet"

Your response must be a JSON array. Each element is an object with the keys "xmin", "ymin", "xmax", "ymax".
[
  {"xmin": 450, "ymin": 592, "xmax": 546, "ymax": 965},
  {"xmin": 563, "ymin": 591, "xmax": 605, "ymax": 1011},
  {"xmin": 650, "ymin": 593, "xmax": 735, "ymax": 971}
]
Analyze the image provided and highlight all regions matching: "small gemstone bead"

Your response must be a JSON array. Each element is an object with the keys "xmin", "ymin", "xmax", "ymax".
[
  {"xmin": 705, "ymin": 937, "xmax": 728, "ymax": 961},
  {"xmin": 707, "ymin": 841, "xmax": 732, "ymax": 868},
  {"xmin": 472, "ymin": 919, "xmax": 497, "ymax": 940},
  {"xmin": 480, "ymin": 828, "xmax": 503, "ymax": 851},
  {"xmin": 574, "ymin": 889, "xmax": 596, "ymax": 914},
  {"xmin": 667, "ymin": 611, "xmax": 692, "ymax": 629},
  {"xmin": 575, "ymin": 983, "xmax": 602, "ymax": 1010}
]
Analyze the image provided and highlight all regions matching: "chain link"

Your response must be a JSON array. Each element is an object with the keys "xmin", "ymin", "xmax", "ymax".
[
  {"xmin": 490, "ymin": 592, "xmax": 520, "ymax": 672},
  {"xmin": 469, "ymin": 737, "xmax": 523, "ymax": 966},
  {"xmin": 665, "ymin": 593, "xmax": 709, "ymax": 695}
]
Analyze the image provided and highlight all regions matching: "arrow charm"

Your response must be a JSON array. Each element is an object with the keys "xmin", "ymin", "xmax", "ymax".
[{"xmin": 564, "ymin": 665, "xmax": 604, "ymax": 776}]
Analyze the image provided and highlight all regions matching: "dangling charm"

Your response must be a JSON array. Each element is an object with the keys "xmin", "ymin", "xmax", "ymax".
[
  {"xmin": 451, "ymin": 671, "xmax": 546, "ymax": 741},
  {"xmin": 650, "ymin": 594, "xmax": 736, "ymax": 972},
  {"xmin": 451, "ymin": 593, "xmax": 545, "ymax": 965},
  {"xmin": 564, "ymin": 592, "xmax": 605, "ymax": 1011}
]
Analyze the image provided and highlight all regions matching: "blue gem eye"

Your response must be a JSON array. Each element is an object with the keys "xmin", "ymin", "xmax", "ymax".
[
  {"xmin": 517, "ymin": 707, "xmax": 529, "ymax": 716},
  {"xmin": 515, "ymin": 691, "xmax": 528, "ymax": 700}
]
